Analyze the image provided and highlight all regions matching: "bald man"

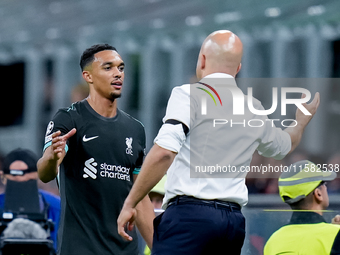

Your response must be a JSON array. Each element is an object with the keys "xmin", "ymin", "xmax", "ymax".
[{"xmin": 117, "ymin": 30, "xmax": 320, "ymax": 255}]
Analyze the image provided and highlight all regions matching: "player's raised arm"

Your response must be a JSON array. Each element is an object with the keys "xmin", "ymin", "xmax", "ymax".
[{"xmin": 37, "ymin": 128, "xmax": 76, "ymax": 183}]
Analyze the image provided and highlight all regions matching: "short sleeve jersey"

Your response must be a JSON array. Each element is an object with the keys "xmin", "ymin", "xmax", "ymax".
[{"xmin": 43, "ymin": 100, "xmax": 146, "ymax": 255}]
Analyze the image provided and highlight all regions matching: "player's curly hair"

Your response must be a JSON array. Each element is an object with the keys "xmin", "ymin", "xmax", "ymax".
[{"xmin": 80, "ymin": 44, "xmax": 117, "ymax": 70}]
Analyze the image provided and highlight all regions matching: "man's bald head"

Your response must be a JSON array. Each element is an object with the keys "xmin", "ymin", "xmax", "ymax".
[{"xmin": 196, "ymin": 30, "xmax": 243, "ymax": 80}]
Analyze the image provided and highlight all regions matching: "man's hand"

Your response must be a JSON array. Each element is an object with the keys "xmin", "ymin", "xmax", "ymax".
[
  {"xmin": 285, "ymin": 92, "xmax": 320, "ymax": 154},
  {"xmin": 49, "ymin": 128, "xmax": 77, "ymax": 161},
  {"xmin": 117, "ymin": 204, "xmax": 137, "ymax": 242},
  {"xmin": 37, "ymin": 128, "xmax": 76, "ymax": 183},
  {"xmin": 117, "ymin": 144, "xmax": 175, "ymax": 243},
  {"xmin": 295, "ymin": 92, "xmax": 320, "ymax": 127},
  {"xmin": 332, "ymin": 215, "xmax": 340, "ymax": 225}
]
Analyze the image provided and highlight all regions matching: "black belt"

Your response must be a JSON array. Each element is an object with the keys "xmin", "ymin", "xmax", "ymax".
[{"xmin": 167, "ymin": 195, "xmax": 241, "ymax": 211}]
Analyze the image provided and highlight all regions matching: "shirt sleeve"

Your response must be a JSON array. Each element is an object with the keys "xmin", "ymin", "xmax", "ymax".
[
  {"xmin": 133, "ymin": 124, "xmax": 146, "ymax": 175},
  {"xmin": 255, "ymin": 102, "xmax": 292, "ymax": 160},
  {"xmin": 162, "ymin": 85, "xmax": 191, "ymax": 128},
  {"xmin": 154, "ymin": 85, "xmax": 190, "ymax": 153},
  {"xmin": 43, "ymin": 109, "xmax": 74, "ymax": 152}
]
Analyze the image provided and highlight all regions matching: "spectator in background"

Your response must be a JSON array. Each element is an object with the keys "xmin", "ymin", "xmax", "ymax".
[
  {"xmin": 0, "ymin": 148, "xmax": 60, "ymax": 250},
  {"xmin": 264, "ymin": 160, "xmax": 340, "ymax": 255}
]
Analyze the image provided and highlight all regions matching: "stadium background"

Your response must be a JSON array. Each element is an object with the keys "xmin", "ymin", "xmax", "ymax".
[{"xmin": 0, "ymin": 0, "xmax": 339, "ymax": 254}]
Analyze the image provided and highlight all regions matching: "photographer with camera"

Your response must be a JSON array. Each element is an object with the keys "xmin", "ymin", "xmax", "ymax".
[{"xmin": 0, "ymin": 148, "xmax": 60, "ymax": 250}]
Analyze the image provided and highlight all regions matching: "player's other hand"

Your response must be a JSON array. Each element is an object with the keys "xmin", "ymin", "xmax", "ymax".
[
  {"xmin": 295, "ymin": 92, "xmax": 320, "ymax": 127},
  {"xmin": 332, "ymin": 215, "xmax": 340, "ymax": 225},
  {"xmin": 117, "ymin": 205, "xmax": 137, "ymax": 242},
  {"xmin": 50, "ymin": 128, "xmax": 76, "ymax": 161}
]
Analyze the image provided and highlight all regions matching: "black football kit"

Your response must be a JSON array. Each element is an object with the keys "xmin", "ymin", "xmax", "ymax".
[{"xmin": 43, "ymin": 100, "xmax": 145, "ymax": 255}]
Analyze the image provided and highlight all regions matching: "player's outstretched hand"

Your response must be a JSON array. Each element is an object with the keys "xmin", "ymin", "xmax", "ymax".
[
  {"xmin": 50, "ymin": 128, "xmax": 76, "ymax": 161},
  {"xmin": 117, "ymin": 205, "xmax": 137, "ymax": 242},
  {"xmin": 295, "ymin": 92, "xmax": 320, "ymax": 127},
  {"xmin": 332, "ymin": 215, "xmax": 340, "ymax": 225}
]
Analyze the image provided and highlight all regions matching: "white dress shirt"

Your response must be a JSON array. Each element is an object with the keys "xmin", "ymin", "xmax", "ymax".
[{"xmin": 154, "ymin": 73, "xmax": 291, "ymax": 208}]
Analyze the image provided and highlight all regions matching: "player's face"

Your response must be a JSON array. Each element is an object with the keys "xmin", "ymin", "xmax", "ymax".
[{"xmin": 87, "ymin": 50, "xmax": 125, "ymax": 101}]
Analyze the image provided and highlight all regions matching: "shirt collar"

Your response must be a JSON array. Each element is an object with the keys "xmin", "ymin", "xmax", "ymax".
[
  {"xmin": 289, "ymin": 211, "xmax": 326, "ymax": 225},
  {"xmin": 202, "ymin": 73, "xmax": 235, "ymax": 79},
  {"xmin": 199, "ymin": 73, "xmax": 237, "ymax": 87}
]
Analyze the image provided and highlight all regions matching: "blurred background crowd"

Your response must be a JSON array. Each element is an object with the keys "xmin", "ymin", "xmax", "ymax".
[
  {"xmin": 0, "ymin": 0, "xmax": 340, "ymax": 200},
  {"xmin": 1, "ymin": 1, "xmax": 340, "ymax": 254}
]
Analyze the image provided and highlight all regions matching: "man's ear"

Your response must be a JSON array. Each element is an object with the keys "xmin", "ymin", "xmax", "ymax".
[
  {"xmin": 82, "ymin": 71, "xmax": 92, "ymax": 84},
  {"xmin": 200, "ymin": 54, "xmax": 206, "ymax": 70},
  {"xmin": 313, "ymin": 188, "xmax": 323, "ymax": 203},
  {"xmin": 236, "ymin": 63, "xmax": 242, "ymax": 75}
]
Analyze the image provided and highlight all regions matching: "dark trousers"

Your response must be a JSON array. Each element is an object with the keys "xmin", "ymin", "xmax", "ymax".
[{"xmin": 152, "ymin": 196, "xmax": 246, "ymax": 255}]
